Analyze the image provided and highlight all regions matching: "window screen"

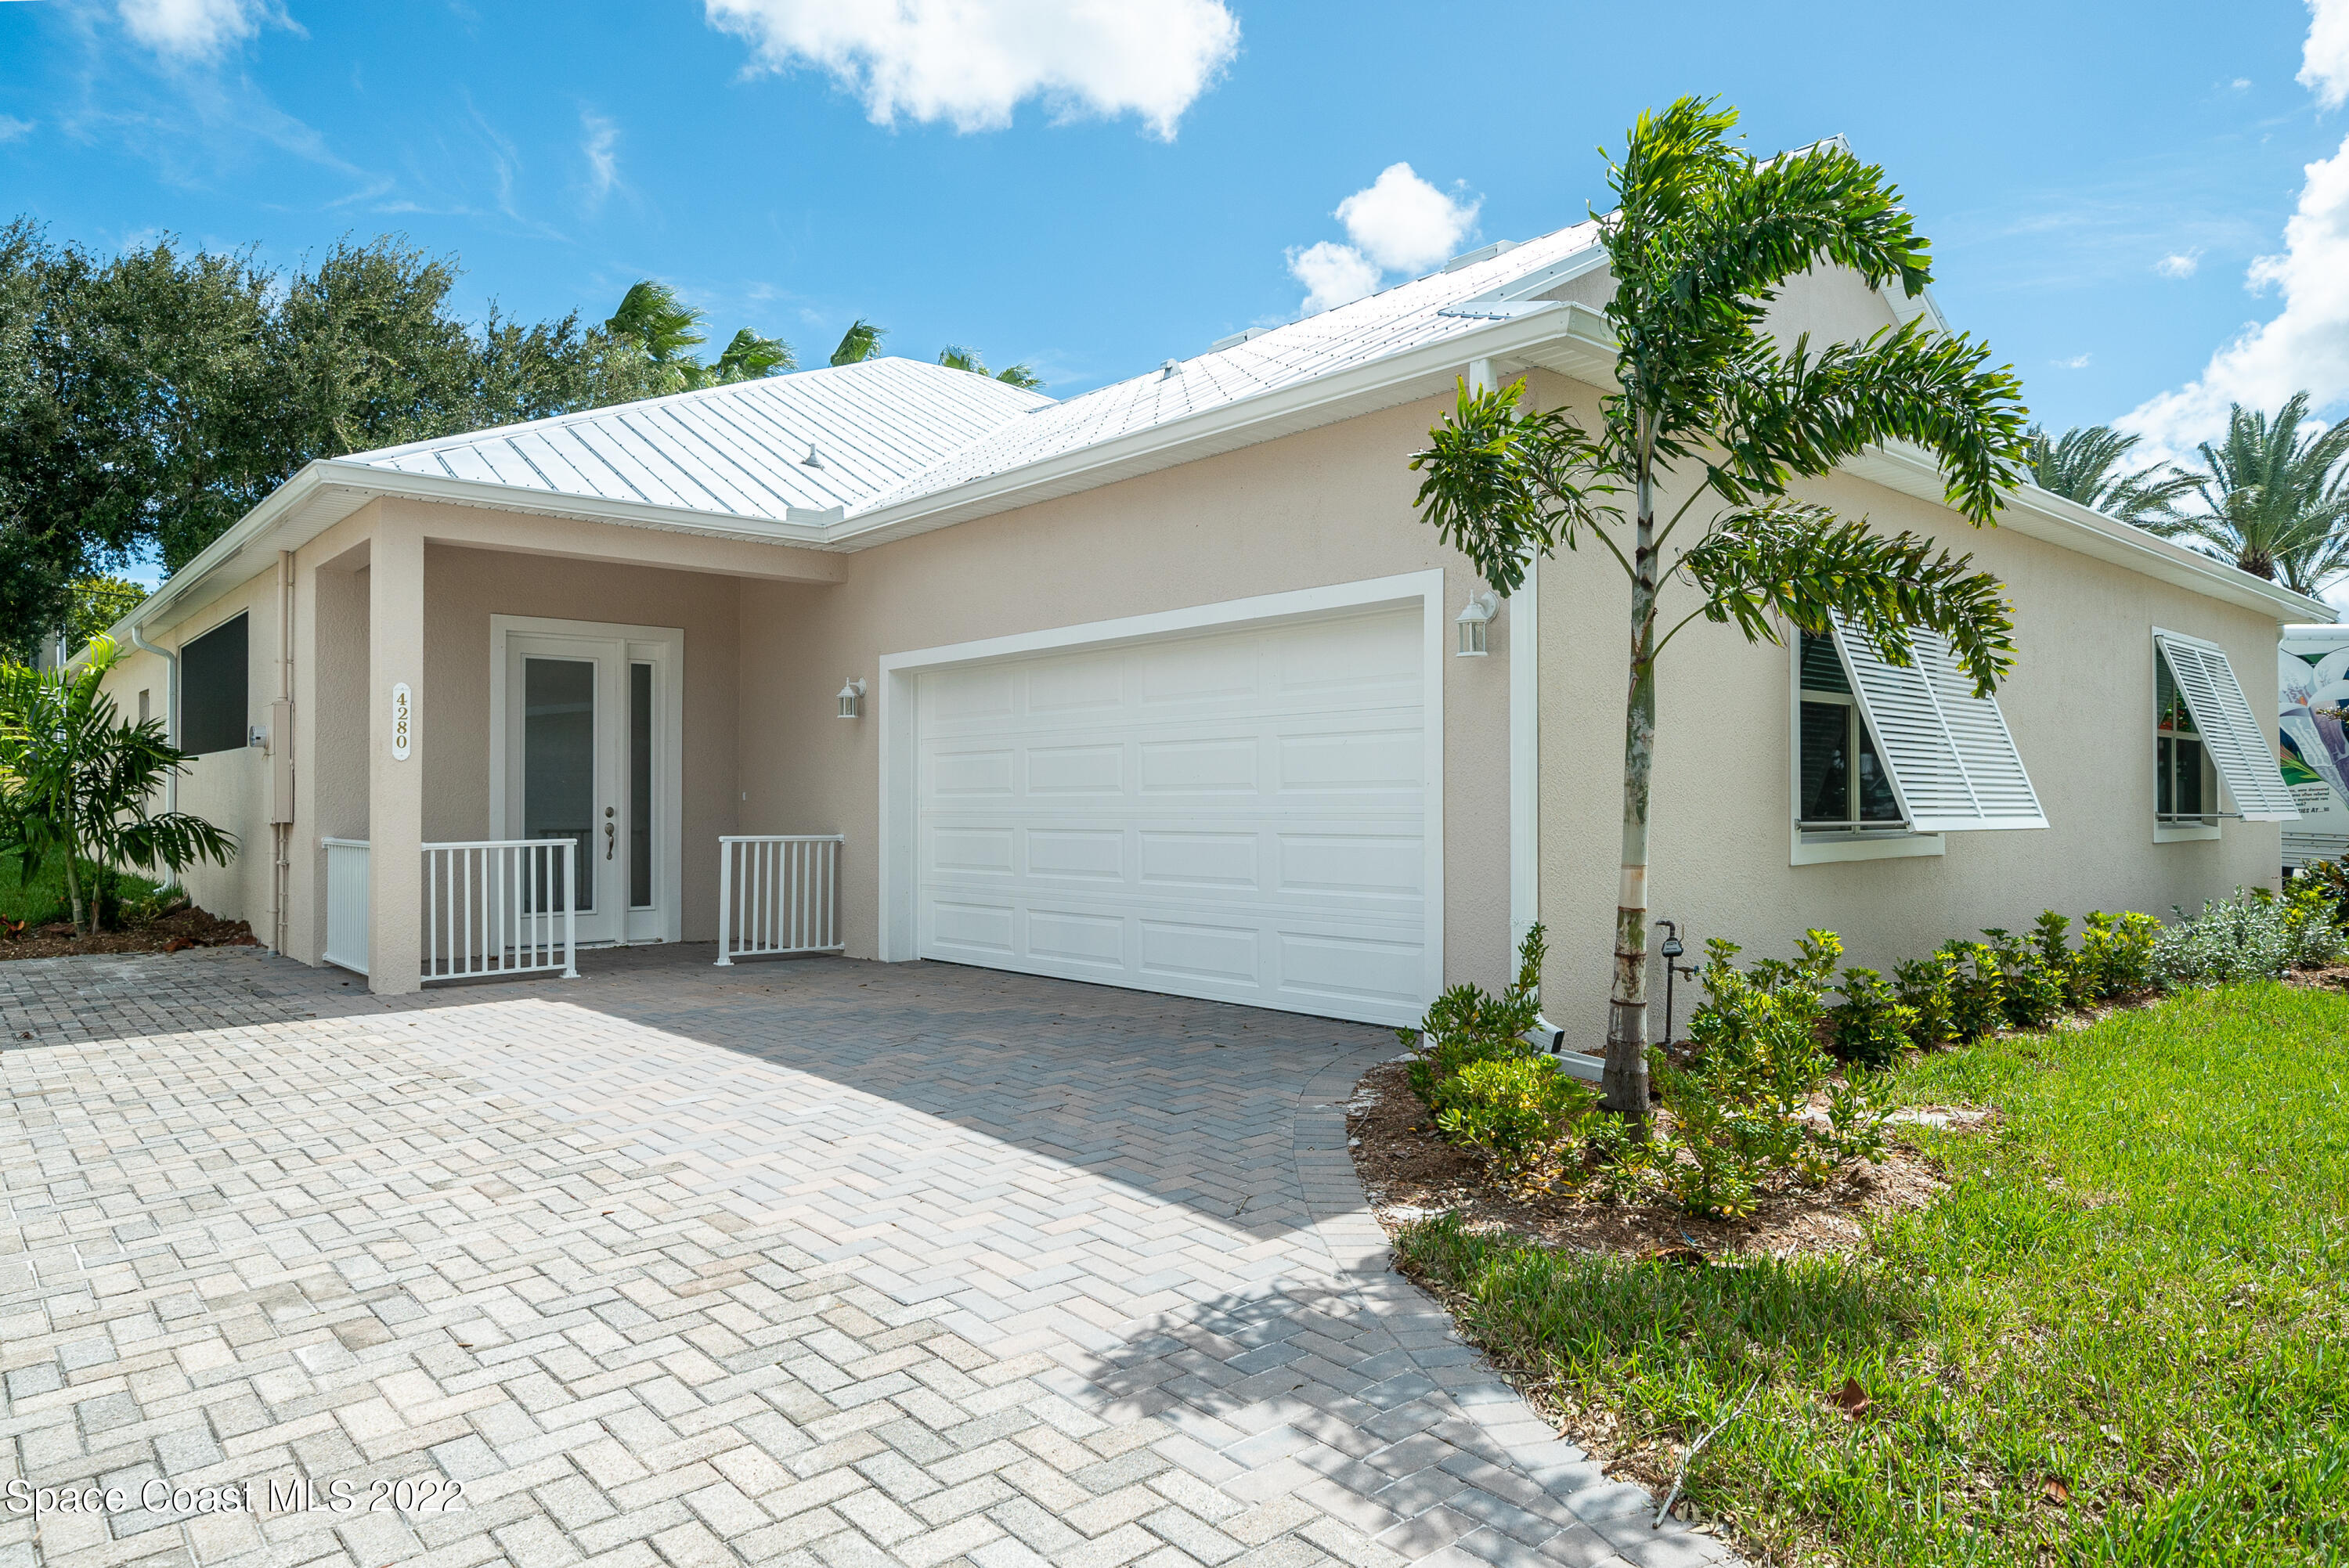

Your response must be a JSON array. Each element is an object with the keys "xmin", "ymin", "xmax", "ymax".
[{"xmin": 179, "ymin": 614, "xmax": 250, "ymax": 755}]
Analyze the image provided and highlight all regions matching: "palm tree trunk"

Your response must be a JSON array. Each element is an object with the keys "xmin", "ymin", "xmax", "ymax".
[{"xmin": 1604, "ymin": 485, "xmax": 1658, "ymax": 1124}]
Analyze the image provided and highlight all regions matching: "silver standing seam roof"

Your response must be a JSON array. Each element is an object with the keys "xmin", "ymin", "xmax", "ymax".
[{"xmin": 345, "ymin": 221, "xmax": 1606, "ymax": 527}]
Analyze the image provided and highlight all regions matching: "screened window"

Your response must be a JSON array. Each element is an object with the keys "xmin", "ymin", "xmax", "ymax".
[
  {"xmin": 1798, "ymin": 632, "xmax": 1903, "ymax": 829},
  {"xmin": 2156, "ymin": 648, "xmax": 2216, "ymax": 826},
  {"xmin": 180, "ymin": 614, "xmax": 249, "ymax": 755}
]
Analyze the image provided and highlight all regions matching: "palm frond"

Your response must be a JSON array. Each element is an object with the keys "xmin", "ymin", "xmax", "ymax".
[
  {"xmin": 829, "ymin": 319, "xmax": 887, "ymax": 366},
  {"xmin": 937, "ymin": 345, "xmax": 984, "ymax": 375},
  {"xmin": 994, "ymin": 364, "xmax": 1044, "ymax": 391}
]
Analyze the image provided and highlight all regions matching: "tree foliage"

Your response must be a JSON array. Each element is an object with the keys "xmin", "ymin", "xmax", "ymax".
[
  {"xmin": 604, "ymin": 279, "xmax": 794, "ymax": 394},
  {"xmin": 937, "ymin": 344, "xmax": 1045, "ymax": 390},
  {"xmin": 2144, "ymin": 392, "xmax": 2349, "ymax": 594},
  {"xmin": 0, "ymin": 636, "xmax": 236, "ymax": 935},
  {"xmin": 0, "ymin": 224, "xmax": 673, "ymax": 654},
  {"xmin": 2023, "ymin": 423, "xmax": 2195, "ymax": 525},
  {"xmin": 1408, "ymin": 98, "xmax": 2031, "ymax": 1121}
]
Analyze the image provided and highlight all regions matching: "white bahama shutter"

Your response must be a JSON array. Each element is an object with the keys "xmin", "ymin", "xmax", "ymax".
[
  {"xmin": 2154, "ymin": 630, "xmax": 2299, "ymax": 822},
  {"xmin": 1828, "ymin": 612, "xmax": 2048, "ymax": 832}
]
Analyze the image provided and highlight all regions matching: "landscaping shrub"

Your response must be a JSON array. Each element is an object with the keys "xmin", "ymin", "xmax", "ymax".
[
  {"xmin": 1405, "ymin": 923, "xmax": 1546, "ymax": 1105},
  {"xmin": 1893, "ymin": 951, "xmax": 1957, "ymax": 1050},
  {"xmin": 1940, "ymin": 939, "xmax": 2006, "ymax": 1041},
  {"xmin": 1642, "ymin": 933, "xmax": 1891, "ymax": 1217},
  {"xmin": 2077, "ymin": 909, "xmax": 2160, "ymax": 998},
  {"xmin": 1431, "ymin": 1054, "xmax": 1596, "ymax": 1182},
  {"xmin": 2152, "ymin": 886, "xmax": 2340, "ymax": 987},
  {"xmin": 1983, "ymin": 926, "xmax": 2065, "ymax": 1030},
  {"xmin": 1831, "ymin": 965, "xmax": 1915, "ymax": 1067}
]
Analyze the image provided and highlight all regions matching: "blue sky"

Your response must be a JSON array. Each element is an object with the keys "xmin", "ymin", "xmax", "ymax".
[{"xmin": 3, "ymin": 0, "xmax": 2347, "ymax": 458}]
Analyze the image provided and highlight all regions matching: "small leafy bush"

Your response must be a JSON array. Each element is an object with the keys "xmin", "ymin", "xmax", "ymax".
[
  {"xmin": 1405, "ymin": 924, "xmax": 1546, "ymax": 1105},
  {"xmin": 2151, "ymin": 889, "xmax": 2322, "ymax": 986},
  {"xmin": 1432, "ymin": 1056, "xmax": 1596, "ymax": 1181},
  {"xmin": 1983, "ymin": 926, "xmax": 2065, "ymax": 1030},
  {"xmin": 1893, "ymin": 951, "xmax": 1957, "ymax": 1050},
  {"xmin": 2031, "ymin": 911, "xmax": 2095, "ymax": 1010},
  {"xmin": 2077, "ymin": 910, "xmax": 2160, "ymax": 998},
  {"xmin": 1640, "ymin": 932, "xmax": 1891, "ymax": 1218},
  {"xmin": 1940, "ymin": 939, "xmax": 2006, "ymax": 1042},
  {"xmin": 1831, "ymin": 966, "xmax": 1915, "ymax": 1068}
]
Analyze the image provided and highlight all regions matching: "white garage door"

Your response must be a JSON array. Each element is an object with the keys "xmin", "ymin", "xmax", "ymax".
[{"xmin": 915, "ymin": 606, "xmax": 1431, "ymax": 1025}]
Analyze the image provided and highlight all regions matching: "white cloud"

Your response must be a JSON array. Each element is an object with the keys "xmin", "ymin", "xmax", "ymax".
[
  {"xmin": 1333, "ymin": 162, "xmax": 1480, "ymax": 274},
  {"xmin": 0, "ymin": 117, "xmax": 32, "ymax": 142},
  {"xmin": 2054, "ymin": 353, "xmax": 2092, "ymax": 369},
  {"xmin": 580, "ymin": 110, "xmax": 621, "ymax": 207},
  {"xmin": 2121, "ymin": 2, "xmax": 2349, "ymax": 455},
  {"xmin": 2123, "ymin": 133, "xmax": 2349, "ymax": 453},
  {"xmin": 117, "ymin": 0, "xmax": 276, "ymax": 58},
  {"xmin": 1287, "ymin": 241, "xmax": 1383, "ymax": 315},
  {"xmin": 702, "ymin": 0, "xmax": 1239, "ymax": 139},
  {"xmin": 2156, "ymin": 249, "xmax": 2201, "ymax": 278},
  {"xmin": 2304, "ymin": 0, "xmax": 2349, "ymax": 107}
]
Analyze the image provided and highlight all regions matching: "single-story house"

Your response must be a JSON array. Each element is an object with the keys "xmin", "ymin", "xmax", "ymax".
[{"xmin": 96, "ymin": 219, "xmax": 2327, "ymax": 1049}]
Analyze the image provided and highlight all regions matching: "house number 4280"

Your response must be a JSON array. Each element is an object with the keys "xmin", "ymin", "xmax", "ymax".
[{"xmin": 391, "ymin": 683, "xmax": 413, "ymax": 761}]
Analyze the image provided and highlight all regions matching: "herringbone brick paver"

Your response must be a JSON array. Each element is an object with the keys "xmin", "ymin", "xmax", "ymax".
[{"xmin": 1, "ymin": 947, "xmax": 1734, "ymax": 1568}]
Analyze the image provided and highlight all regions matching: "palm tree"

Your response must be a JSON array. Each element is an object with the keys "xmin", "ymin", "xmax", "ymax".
[
  {"xmin": 1409, "ymin": 99, "xmax": 2028, "ymax": 1123},
  {"xmin": 831, "ymin": 319, "xmax": 887, "ymax": 366},
  {"xmin": 605, "ymin": 281, "xmax": 794, "ymax": 393},
  {"xmin": 939, "ymin": 344, "xmax": 1045, "ymax": 391},
  {"xmin": 2145, "ymin": 393, "xmax": 2349, "ymax": 590},
  {"xmin": 2024, "ymin": 424, "xmax": 2195, "ymax": 525}
]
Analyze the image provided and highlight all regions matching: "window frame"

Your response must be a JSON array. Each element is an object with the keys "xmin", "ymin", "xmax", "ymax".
[
  {"xmin": 1787, "ymin": 634, "xmax": 1944, "ymax": 866},
  {"xmin": 2152, "ymin": 640, "xmax": 2222, "ymax": 842}
]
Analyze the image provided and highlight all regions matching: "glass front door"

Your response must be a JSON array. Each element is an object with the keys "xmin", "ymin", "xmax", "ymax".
[{"xmin": 503, "ymin": 629, "xmax": 674, "ymax": 945}]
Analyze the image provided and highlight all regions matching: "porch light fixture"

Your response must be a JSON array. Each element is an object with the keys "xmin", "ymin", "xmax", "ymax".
[
  {"xmin": 1456, "ymin": 590, "xmax": 1498, "ymax": 657},
  {"xmin": 836, "ymin": 677, "xmax": 866, "ymax": 719}
]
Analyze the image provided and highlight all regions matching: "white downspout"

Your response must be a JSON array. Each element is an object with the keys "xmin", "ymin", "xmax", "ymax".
[{"xmin": 127, "ymin": 620, "xmax": 178, "ymax": 818}]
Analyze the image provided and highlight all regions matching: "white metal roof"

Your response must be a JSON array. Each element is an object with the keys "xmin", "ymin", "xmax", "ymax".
[{"xmin": 350, "ymin": 356, "xmax": 1052, "ymax": 523}]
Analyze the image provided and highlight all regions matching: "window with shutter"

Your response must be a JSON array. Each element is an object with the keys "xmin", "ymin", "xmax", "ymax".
[
  {"xmin": 2152, "ymin": 630, "xmax": 2298, "ymax": 824},
  {"xmin": 1822, "ymin": 612, "xmax": 2047, "ymax": 833}
]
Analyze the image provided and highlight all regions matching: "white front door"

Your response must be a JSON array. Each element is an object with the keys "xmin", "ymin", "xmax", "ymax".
[{"xmin": 496, "ymin": 622, "xmax": 682, "ymax": 946}]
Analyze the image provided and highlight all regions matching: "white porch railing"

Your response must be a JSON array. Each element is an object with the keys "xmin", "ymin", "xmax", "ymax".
[
  {"xmin": 323, "ymin": 838, "xmax": 370, "ymax": 975},
  {"xmin": 716, "ymin": 835, "xmax": 843, "ymax": 964},
  {"xmin": 319, "ymin": 837, "xmax": 579, "ymax": 983},
  {"xmin": 424, "ymin": 839, "xmax": 579, "ymax": 982}
]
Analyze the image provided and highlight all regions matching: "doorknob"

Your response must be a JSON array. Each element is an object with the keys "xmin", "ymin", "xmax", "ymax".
[{"xmin": 604, "ymin": 821, "xmax": 615, "ymax": 860}]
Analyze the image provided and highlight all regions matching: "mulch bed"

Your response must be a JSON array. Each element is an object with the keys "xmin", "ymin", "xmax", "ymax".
[
  {"xmin": 1346, "ymin": 1057, "xmax": 1954, "ymax": 1261},
  {"xmin": 0, "ymin": 906, "xmax": 258, "ymax": 961}
]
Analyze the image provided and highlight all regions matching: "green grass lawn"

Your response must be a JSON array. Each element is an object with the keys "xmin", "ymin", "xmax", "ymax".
[
  {"xmin": 0, "ymin": 859, "xmax": 173, "ymax": 925},
  {"xmin": 1395, "ymin": 982, "xmax": 2349, "ymax": 1566}
]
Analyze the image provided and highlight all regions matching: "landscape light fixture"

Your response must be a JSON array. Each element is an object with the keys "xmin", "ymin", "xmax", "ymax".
[{"xmin": 1456, "ymin": 589, "xmax": 1498, "ymax": 657}]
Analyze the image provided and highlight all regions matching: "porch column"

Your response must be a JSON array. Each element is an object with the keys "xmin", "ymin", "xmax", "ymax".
[{"xmin": 368, "ymin": 517, "xmax": 425, "ymax": 994}]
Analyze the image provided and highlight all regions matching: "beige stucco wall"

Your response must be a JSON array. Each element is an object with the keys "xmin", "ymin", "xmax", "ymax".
[
  {"xmin": 734, "ymin": 392, "xmax": 1519, "ymax": 988},
  {"xmin": 1533, "ymin": 409, "xmax": 2287, "ymax": 1054},
  {"xmin": 418, "ymin": 539, "xmax": 744, "ymax": 941},
  {"xmin": 96, "ymin": 571, "xmax": 280, "ymax": 928}
]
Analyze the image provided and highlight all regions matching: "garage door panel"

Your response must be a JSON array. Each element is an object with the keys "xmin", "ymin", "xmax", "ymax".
[
  {"xmin": 1026, "ymin": 828, "xmax": 1124, "ymax": 881},
  {"xmin": 915, "ymin": 605, "xmax": 1429, "ymax": 1026},
  {"xmin": 1138, "ymin": 918, "xmax": 1261, "ymax": 985},
  {"xmin": 1138, "ymin": 737, "xmax": 1260, "ymax": 795},
  {"xmin": 1027, "ymin": 744, "xmax": 1124, "ymax": 795}
]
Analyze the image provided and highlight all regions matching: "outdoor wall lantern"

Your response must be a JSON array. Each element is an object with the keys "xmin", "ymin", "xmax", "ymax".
[
  {"xmin": 836, "ymin": 678, "xmax": 866, "ymax": 719},
  {"xmin": 1455, "ymin": 589, "xmax": 1498, "ymax": 657}
]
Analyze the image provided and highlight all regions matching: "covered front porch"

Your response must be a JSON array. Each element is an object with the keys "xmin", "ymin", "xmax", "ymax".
[{"xmin": 285, "ymin": 496, "xmax": 849, "ymax": 994}]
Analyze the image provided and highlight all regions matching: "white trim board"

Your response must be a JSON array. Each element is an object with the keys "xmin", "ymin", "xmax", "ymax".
[
  {"xmin": 487, "ymin": 615, "xmax": 686, "ymax": 945},
  {"xmin": 875, "ymin": 570, "xmax": 1449, "ymax": 1020}
]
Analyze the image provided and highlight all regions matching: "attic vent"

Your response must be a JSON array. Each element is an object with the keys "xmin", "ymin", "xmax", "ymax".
[
  {"xmin": 1160, "ymin": 359, "xmax": 1181, "ymax": 379},
  {"xmin": 802, "ymin": 445, "xmax": 824, "ymax": 468},
  {"xmin": 1209, "ymin": 326, "xmax": 1270, "ymax": 351}
]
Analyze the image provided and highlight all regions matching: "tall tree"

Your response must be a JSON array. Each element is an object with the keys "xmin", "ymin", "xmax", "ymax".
[
  {"xmin": 0, "ymin": 225, "xmax": 666, "ymax": 651},
  {"xmin": 604, "ymin": 280, "xmax": 792, "ymax": 394},
  {"xmin": 2024, "ymin": 423, "xmax": 2194, "ymax": 525},
  {"xmin": 2144, "ymin": 393, "xmax": 2349, "ymax": 593},
  {"xmin": 1408, "ymin": 100, "xmax": 2028, "ymax": 1124}
]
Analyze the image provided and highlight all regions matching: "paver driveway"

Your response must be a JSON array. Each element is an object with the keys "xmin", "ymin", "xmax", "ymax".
[{"xmin": 0, "ymin": 947, "xmax": 1730, "ymax": 1568}]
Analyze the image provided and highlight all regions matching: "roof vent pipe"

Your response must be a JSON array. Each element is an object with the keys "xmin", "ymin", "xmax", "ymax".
[
  {"xmin": 802, "ymin": 445, "xmax": 824, "ymax": 468},
  {"xmin": 1160, "ymin": 359, "xmax": 1180, "ymax": 379}
]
